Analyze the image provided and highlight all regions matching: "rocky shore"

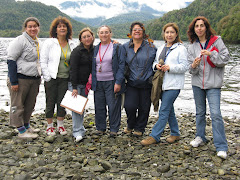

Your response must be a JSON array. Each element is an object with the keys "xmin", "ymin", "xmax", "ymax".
[{"xmin": 0, "ymin": 109, "xmax": 239, "ymax": 180}]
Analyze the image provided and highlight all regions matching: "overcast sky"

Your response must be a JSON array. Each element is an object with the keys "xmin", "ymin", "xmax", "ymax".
[{"xmin": 16, "ymin": 0, "xmax": 194, "ymax": 19}]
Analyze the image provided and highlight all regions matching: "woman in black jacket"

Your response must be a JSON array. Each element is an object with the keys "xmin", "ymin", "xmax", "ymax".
[{"xmin": 69, "ymin": 27, "xmax": 94, "ymax": 142}]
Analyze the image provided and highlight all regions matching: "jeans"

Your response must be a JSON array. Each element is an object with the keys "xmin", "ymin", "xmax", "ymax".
[
  {"xmin": 68, "ymin": 83, "xmax": 87, "ymax": 138},
  {"xmin": 94, "ymin": 81, "xmax": 121, "ymax": 132},
  {"xmin": 192, "ymin": 86, "xmax": 228, "ymax": 151},
  {"xmin": 150, "ymin": 90, "xmax": 180, "ymax": 142},
  {"xmin": 124, "ymin": 85, "xmax": 152, "ymax": 133}
]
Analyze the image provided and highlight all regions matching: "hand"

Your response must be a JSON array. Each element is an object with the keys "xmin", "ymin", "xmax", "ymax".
[
  {"xmin": 161, "ymin": 65, "xmax": 170, "ymax": 72},
  {"xmin": 192, "ymin": 57, "xmax": 201, "ymax": 68},
  {"xmin": 155, "ymin": 64, "xmax": 162, "ymax": 70},
  {"xmin": 114, "ymin": 84, "xmax": 121, "ymax": 93},
  {"xmin": 72, "ymin": 89, "xmax": 78, "ymax": 98},
  {"xmin": 11, "ymin": 85, "xmax": 19, "ymax": 92},
  {"xmin": 201, "ymin": 49, "xmax": 211, "ymax": 56}
]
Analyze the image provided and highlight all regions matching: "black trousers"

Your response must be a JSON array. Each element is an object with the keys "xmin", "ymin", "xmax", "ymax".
[{"xmin": 124, "ymin": 85, "xmax": 151, "ymax": 133}]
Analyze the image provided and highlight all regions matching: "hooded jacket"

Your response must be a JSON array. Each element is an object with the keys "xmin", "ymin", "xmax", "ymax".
[
  {"xmin": 188, "ymin": 36, "xmax": 230, "ymax": 89},
  {"xmin": 153, "ymin": 42, "xmax": 188, "ymax": 91},
  {"xmin": 7, "ymin": 32, "xmax": 41, "ymax": 85}
]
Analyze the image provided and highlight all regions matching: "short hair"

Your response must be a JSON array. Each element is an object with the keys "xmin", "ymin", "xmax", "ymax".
[
  {"xmin": 162, "ymin": 23, "xmax": 182, "ymax": 44},
  {"xmin": 130, "ymin": 21, "xmax": 148, "ymax": 39},
  {"xmin": 97, "ymin": 25, "xmax": 112, "ymax": 34},
  {"xmin": 22, "ymin": 17, "xmax": 40, "ymax": 31},
  {"xmin": 187, "ymin": 16, "xmax": 216, "ymax": 43},
  {"xmin": 49, "ymin": 16, "xmax": 72, "ymax": 39},
  {"xmin": 78, "ymin": 27, "xmax": 95, "ymax": 42}
]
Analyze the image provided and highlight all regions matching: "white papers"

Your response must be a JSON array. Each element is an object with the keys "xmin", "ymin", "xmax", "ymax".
[{"xmin": 60, "ymin": 90, "xmax": 88, "ymax": 115}]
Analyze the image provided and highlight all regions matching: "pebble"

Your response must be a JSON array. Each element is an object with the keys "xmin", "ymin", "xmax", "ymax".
[{"xmin": 0, "ymin": 110, "xmax": 239, "ymax": 179}]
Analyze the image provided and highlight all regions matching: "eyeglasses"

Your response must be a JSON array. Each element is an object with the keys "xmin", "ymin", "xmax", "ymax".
[
  {"xmin": 99, "ymin": 31, "xmax": 110, "ymax": 35},
  {"xmin": 27, "ymin": 25, "xmax": 39, "ymax": 29},
  {"xmin": 82, "ymin": 35, "xmax": 92, "ymax": 39},
  {"xmin": 133, "ymin": 28, "xmax": 143, "ymax": 32}
]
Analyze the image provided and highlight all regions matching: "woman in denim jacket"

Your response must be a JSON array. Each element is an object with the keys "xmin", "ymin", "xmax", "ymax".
[{"xmin": 122, "ymin": 22, "xmax": 157, "ymax": 137}]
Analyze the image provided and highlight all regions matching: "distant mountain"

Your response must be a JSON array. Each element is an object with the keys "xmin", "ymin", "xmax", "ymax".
[
  {"xmin": 58, "ymin": 0, "xmax": 190, "ymax": 26},
  {"xmin": 0, "ymin": 0, "xmax": 87, "ymax": 38},
  {"xmin": 147, "ymin": 0, "xmax": 240, "ymax": 42}
]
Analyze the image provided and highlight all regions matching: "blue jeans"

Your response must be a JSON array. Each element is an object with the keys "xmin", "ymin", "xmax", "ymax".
[
  {"xmin": 192, "ymin": 86, "xmax": 228, "ymax": 151},
  {"xmin": 94, "ymin": 81, "xmax": 121, "ymax": 133},
  {"xmin": 68, "ymin": 83, "xmax": 87, "ymax": 138},
  {"xmin": 150, "ymin": 90, "xmax": 180, "ymax": 142}
]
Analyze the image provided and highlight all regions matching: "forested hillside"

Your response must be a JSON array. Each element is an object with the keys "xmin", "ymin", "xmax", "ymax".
[
  {"xmin": 147, "ymin": 0, "xmax": 240, "ymax": 43},
  {"xmin": 0, "ymin": 0, "xmax": 87, "ymax": 38}
]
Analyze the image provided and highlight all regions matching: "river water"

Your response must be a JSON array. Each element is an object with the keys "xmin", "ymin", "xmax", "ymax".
[{"xmin": 0, "ymin": 38, "xmax": 239, "ymax": 119}]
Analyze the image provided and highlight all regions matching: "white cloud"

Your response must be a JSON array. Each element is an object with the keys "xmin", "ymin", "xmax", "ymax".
[{"xmin": 16, "ymin": 0, "xmax": 194, "ymax": 19}]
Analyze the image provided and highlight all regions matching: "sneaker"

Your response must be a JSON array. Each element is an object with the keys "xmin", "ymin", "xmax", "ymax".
[
  {"xmin": 18, "ymin": 131, "xmax": 38, "ymax": 139},
  {"xmin": 46, "ymin": 127, "xmax": 56, "ymax": 136},
  {"xmin": 140, "ymin": 136, "xmax": 157, "ymax": 146},
  {"xmin": 166, "ymin": 136, "xmax": 180, "ymax": 143},
  {"xmin": 27, "ymin": 127, "xmax": 40, "ymax": 133},
  {"xmin": 75, "ymin": 135, "xmax": 83, "ymax": 142},
  {"xmin": 217, "ymin": 151, "xmax": 227, "ymax": 159},
  {"xmin": 190, "ymin": 136, "xmax": 204, "ymax": 147},
  {"xmin": 58, "ymin": 126, "xmax": 67, "ymax": 135},
  {"xmin": 132, "ymin": 131, "xmax": 143, "ymax": 137},
  {"xmin": 123, "ymin": 127, "xmax": 132, "ymax": 134},
  {"xmin": 110, "ymin": 132, "xmax": 117, "ymax": 138}
]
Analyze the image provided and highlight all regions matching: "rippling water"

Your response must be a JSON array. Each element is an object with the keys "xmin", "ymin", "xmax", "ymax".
[{"xmin": 0, "ymin": 38, "xmax": 239, "ymax": 119}]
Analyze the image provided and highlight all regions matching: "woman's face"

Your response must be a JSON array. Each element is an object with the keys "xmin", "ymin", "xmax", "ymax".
[
  {"xmin": 194, "ymin": 20, "xmax": 207, "ymax": 39},
  {"xmin": 25, "ymin": 21, "xmax": 39, "ymax": 39},
  {"xmin": 164, "ymin": 26, "xmax": 177, "ymax": 45},
  {"xmin": 98, "ymin": 27, "xmax": 111, "ymax": 44},
  {"xmin": 81, "ymin": 31, "xmax": 94, "ymax": 47},
  {"xmin": 131, "ymin": 25, "xmax": 143, "ymax": 40},
  {"xmin": 56, "ymin": 22, "xmax": 68, "ymax": 38}
]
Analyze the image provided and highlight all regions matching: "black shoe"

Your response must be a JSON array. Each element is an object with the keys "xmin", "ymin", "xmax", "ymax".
[
  {"xmin": 110, "ymin": 132, "xmax": 117, "ymax": 138},
  {"xmin": 94, "ymin": 130, "xmax": 104, "ymax": 136}
]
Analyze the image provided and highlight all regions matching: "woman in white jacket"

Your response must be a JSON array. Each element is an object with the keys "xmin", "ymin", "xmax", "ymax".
[
  {"xmin": 141, "ymin": 23, "xmax": 188, "ymax": 145},
  {"xmin": 40, "ymin": 16, "xmax": 76, "ymax": 136}
]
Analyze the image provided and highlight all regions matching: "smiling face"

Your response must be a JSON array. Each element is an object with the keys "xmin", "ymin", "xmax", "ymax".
[
  {"xmin": 194, "ymin": 20, "xmax": 207, "ymax": 40},
  {"xmin": 164, "ymin": 26, "xmax": 177, "ymax": 46},
  {"xmin": 81, "ymin": 30, "xmax": 94, "ymax": 47},
  {"xmin": 25, "ymin": 21, "xmax": 39, "ymax": 39},
  {"xmin": 131, "ymin": 25, "xmax": 143, "ymax": 40},
  {"xmin": 56, "ymin": 22, "xmax": 68, "ymax": 38},
  {"xmin": 98, "ymin": 26, "xmax": 111, "ymax": 44}
]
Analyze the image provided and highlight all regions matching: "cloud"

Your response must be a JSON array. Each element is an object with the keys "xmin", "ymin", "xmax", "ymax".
[{"xmin": 16, "ymin": 0, "xmax": 194, "ymax": 19}]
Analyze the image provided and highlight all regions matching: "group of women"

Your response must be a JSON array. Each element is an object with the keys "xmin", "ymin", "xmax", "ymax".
[{"xmin": 7, "ymin": 15, "xmax": 229, "ymax": 159}]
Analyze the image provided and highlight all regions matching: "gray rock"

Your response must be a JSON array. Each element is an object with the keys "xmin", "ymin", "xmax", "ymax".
[{"xmin": 157, "ymin": 163, "xmax": 170, "ymax": 173}]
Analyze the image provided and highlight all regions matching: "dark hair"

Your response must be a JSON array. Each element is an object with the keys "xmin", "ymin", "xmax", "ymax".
[
  {"xmin": 130, "ymin": 21, "xmax": 148, "ymax": 39},
  {"xmin": 162, "ymin": 23, "xmax": 182, "ymax": 44},
  {"xmin": 22, "ymin": 17, "xmax": 40, "ymax": 31},
  {"xmin": 78, "ymin": 27, "xmax": 95, "ymax": 43},
  {"xmin": 49, "ymin": 16, "xmax": 73, "ymax": 39},
  {"xmin": 187, "ymin": 16, "xmax": 216, "ymax": 43}
]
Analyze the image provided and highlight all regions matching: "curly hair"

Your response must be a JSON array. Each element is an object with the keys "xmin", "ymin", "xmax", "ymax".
[
  {"xmin": 162, "ymin": 23, "xmax": 182, "ymax": 44},
  {"xmin": 49, "ymin": 16, "xmax": 72, "ymax": 39},
  {"xmin": 187, "ymin": 16, "xmax": 216, "ymax": 43}
]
